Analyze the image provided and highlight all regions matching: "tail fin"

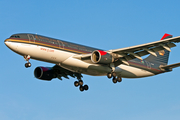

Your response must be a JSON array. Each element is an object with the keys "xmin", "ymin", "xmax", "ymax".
[{"xmin": 145, "ymin": 33, "xmax": 172, "ymax": 65}]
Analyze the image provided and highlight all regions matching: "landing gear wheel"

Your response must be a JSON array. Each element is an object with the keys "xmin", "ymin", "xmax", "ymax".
[
  {"xmin": 79, "ymin": 80, "xmax": 83, "ymax": 86},
  {"xmin": 117, "ymin": 77, "xmax": 122, "ymax": 82},
  {"xmin": 74, "ymin": 76, "xmax": 89, "ymax": 92},
  {"xmin": 25, "ymin": 63, "xmax": 28, "ymax": 68},
  {"xmin": 27, "ymin": 62, "xmax": 31, "ymax": 67},
  {"xmin": 84, "ymin": 85, "xmax": 89, "ymax": 91},
  {"xmin": 107, "ymin": 72, "xmax": 112, "ymax": 79},
  {"xmin": 112, "ymin": 72, "xmax": 116, "ymax": 77},
  {"xmin": 112, "ymin": 77, "xmax": 117, "ymax": 83},
  {"xmin": 25, "ymin": 63, "xmax": 31, "ymax": 68},
  {"xmin": 74, "ymin": 81, "xmax": 79, "ymax": 87},
  {"xmin": 79, "ymin": 85, "xmax": 84, "ymax": 92}
]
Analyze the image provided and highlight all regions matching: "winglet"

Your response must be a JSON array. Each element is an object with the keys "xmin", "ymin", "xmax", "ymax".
[{"xmin": 161, "ymin": 33, "xmax": 173, "ymax": 40}]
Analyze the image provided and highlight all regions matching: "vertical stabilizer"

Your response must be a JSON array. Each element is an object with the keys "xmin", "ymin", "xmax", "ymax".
[{"xmin": 145, "ymin": 33, "xmax": 172, "ymax": 65}]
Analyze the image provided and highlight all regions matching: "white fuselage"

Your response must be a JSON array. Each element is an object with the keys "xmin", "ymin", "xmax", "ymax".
[{"xmin": 5, "ymin": 41, "xmax": 155, "ymax": 78}]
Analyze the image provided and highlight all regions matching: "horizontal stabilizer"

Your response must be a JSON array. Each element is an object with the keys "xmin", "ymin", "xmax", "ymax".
[{"xmin": 160, "ymin": 62, "xmax": 180, "ymax": 70}]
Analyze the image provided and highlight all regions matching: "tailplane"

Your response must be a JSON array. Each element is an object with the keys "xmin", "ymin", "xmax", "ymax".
[{"xmin": 145, "ymin": 33, "xmax": 172, "ymax": 65}]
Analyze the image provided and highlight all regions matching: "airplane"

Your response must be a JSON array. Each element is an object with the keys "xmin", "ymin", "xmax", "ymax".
[{"xmin": 4, "ymin": 33, "xmax": 180, "ymax": 92}]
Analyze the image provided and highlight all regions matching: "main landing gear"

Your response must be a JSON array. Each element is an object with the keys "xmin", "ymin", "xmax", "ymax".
[
  {"xmin": 107, "ymin": 72, "xmax": 122, "ymax": 84},
  {"xmin": 24, "ymin": 55, "xmax": 31, "ymax": 68},
  {"xmin": 74, "ymin": 79, "xmax": 89, "ymax": 92}
]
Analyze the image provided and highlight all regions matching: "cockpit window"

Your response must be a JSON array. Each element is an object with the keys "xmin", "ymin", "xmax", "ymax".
[{"xmin": 10, "ymin": 35, "xmax": 20, "ymax": 38}]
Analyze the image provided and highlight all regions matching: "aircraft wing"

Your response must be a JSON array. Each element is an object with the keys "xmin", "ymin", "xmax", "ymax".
[
  {"xmin": 107, "ymin": 36, "xmax": 180, "ymax": 64},
  {"xmin": 75, "ymin": 36, "xmax": 180, "ymax": 66},
  {"xmin": 109, "ymin": 36, "xmax": 180, "ymax": 53},
  {"xmin": 53, "ymin": 65, "xmax": 82, "ymax": 80}
]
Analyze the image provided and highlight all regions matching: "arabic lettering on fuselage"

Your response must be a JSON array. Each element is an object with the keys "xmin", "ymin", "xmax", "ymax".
[{"xmin": 34, "ymin": 35, "xmax": 92, "ymax": 53}]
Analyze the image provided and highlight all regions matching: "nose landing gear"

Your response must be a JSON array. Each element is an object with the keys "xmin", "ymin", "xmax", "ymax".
[{"xmin": 24, "ymin": 55, "xmax": 31, "ymax": 68}]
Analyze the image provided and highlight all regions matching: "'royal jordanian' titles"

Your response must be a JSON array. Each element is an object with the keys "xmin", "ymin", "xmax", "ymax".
[{"xmin": 4, "ymin": 33, "xmax": 180, "ymax": 91}]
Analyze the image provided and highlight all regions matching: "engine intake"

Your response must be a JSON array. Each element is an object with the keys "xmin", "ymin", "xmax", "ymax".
[
  {"xmin": 91, "ymin": 50, "xmax": 113, "ymax": 64},
  {"xmin": 34, "ymin": 67, "xmax": 56, "ymax": 80}
]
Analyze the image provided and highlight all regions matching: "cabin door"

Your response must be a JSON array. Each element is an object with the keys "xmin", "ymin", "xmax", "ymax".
[
  {"xmin": 27, "ymin": 34, "xmax": 35, "ymax": 43},
  {"xmin": 58, "ymin": 40, "xmax": 64, "ymax": 49}
]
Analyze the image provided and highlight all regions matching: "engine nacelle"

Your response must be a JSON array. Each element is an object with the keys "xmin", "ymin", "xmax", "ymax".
[
  {"xmin": 34, "ymin": 67, "xmax": 56, "ymax": 81},
  {"xmin": 91, "ymin": 50, "xmax": 113, "ymax": 64}
]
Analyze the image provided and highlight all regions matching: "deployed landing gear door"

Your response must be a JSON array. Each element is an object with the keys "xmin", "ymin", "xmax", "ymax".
[{"xmin": 28, "ymin": 34, "xmax": 35, "ymax": 43}]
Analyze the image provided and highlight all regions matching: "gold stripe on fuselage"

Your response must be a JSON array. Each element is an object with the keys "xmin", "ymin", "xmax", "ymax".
[{"xmin": 5, "ymin": 39, "xmax": 88, "ymax": 54}]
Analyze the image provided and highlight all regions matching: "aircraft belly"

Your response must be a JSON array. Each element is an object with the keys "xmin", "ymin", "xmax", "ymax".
[
  {"xmin": 86, "ymin": 65, "xmax": 112, "ymax": 75},
  {"xmin": 117, "ymin": 64, "xmax": 155, "ymax": 78},
  {"xmin": 61, "ymin": 57, "xmax": 112, "ymax": 75},
  {"xmin": 13, "ymin": 42, "xmax": 73, "ymax": 63}
]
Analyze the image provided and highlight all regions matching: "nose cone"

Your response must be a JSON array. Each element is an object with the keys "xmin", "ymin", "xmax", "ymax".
[
  {"xmin": 4, "ymin": 39, "xmax": 11, "ymax": 48},
  {"xmin": 4, "ymin": 39, "xmax": 18, "ymax": 52}
]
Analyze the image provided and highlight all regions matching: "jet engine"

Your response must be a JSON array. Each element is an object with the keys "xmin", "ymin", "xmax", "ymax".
[
  {"xmin": 34, "ymin": 67, "xmax": 56, "ymax": 80},
  {"xmin": 91, "ymin": 50, "xmax": 113, "ymax": 64}
]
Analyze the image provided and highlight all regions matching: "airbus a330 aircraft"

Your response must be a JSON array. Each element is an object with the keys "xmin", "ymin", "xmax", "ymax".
[{"xmin": 4, "ymin": 33, "xmax": 180, "ymax": 91}]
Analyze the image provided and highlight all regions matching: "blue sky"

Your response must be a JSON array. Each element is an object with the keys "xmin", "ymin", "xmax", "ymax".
[{"xmin": 1, "ymin": 0, "xmax": 180, "ymax": 120}]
